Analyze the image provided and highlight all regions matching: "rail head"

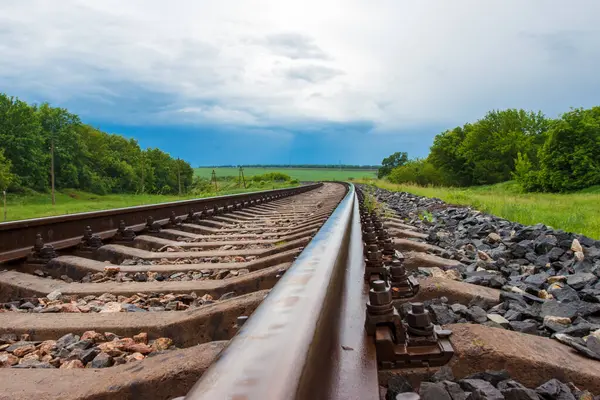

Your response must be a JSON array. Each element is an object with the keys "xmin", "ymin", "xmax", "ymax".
[{"xmin": 184, "ymin": 182, "xmax": 378, "ymax": 400}]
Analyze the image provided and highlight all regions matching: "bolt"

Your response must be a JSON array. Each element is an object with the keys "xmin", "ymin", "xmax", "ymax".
[
  {"xmin": 150, "ymin": 222, "xmax": 162, "ymax": 233},
  {"xmin": 146, "ymin": 216, "xmax": 154, "ymax": 227},
  {"xmin": 383, "ymin": 238, "xmax": 394, "ymax": 255},
  {"xmin": 366, "ymin": 244, "xmax": 382, "ymax": 263},
  {"xmin": 390, "ymin": 262, "xmax": 407, "ymax": 279},
  {"xmin": 406, "ymin": 302, "xmax": 433, "ymax": 331},
  {"xmin": 371, "ymin": 279, "xmax": 386, "ymax": 291},
  {"xmin": 369, "ymin": 280, "xmax": 392, "ymax": 306},
  {"xmin": 83, "ymin": 226, "xmax": 93, "ymax": 240},
  {"xmin": 34, "ymin": 233, "xmax": 44, "ymax": 252},
  {"xmin": 118, "ymin": 220, "xmax": 126, "ymax": 232}
]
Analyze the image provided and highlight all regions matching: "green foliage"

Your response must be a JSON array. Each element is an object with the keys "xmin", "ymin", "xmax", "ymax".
[
  {"xmin": 0, "ymin": 93, "xmax": 193, "ymax": 196},
  {"xmin": 512, "ymin": 152, "xmax": 541, "ymax": 191},
  {"xmin": 251, "ymin": 172, "xmax": 291, "ymax": 182},
  {"xmin": 378, "ymin": 152, "xmax": 408, "ymax": 178},
  {"xmin": 427, "ymin": 109, "xmax": 549, "ymax": 186},
  {"xmin": 188, "ymin": 174, "xmax": 298, "ymax": 196},
  {"xmin": 0, "ymin": 148, "xmax": 14, "ymax": 190},
  {"xmin": 382, "ymin": 107, "xmax": 600, "ymax": 193},
  {"xmin": 428, "ymin": 126, "xmax": 472, "ymax": 186},
  {"xmin": 0, "ymin": 95, "xmax": 47, "ymax": 190},
  {"xmin": 388, "ymin": 159, "xmax": 441, "ymax": 186},
  {"xmin": 209, "ymin": 163, "xmax": 380, "ymax": 169},
  {"xmin": 418, "ymin": 210, "xmax": 434, "ymax": 223},
  {"xmin": 195, "ymin": 167, "xmax": 377, "ymax": 181},
  {"xmin": 532, "ymin": 107, "xmax": 600, "ymax": 192}
]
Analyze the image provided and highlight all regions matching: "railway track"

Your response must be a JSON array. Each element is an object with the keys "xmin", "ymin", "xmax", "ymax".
[{"xmin": 0, "ymin": 182, "xmax": 598, "ymax": 399}]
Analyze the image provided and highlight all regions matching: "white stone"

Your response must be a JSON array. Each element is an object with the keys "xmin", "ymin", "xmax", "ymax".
[
  {"xmin": 46, "ymin": 290, "xmax": 62, "ymax": 301},
  {"xmin": 487, "ymin": 314, "xmax": 510, "ymax": 328},
  {"xmin": 510, "ymin": 286, "xmax": 525, "ymax": 294},
  {"xmin": 99, "ymin": 302, "xmax": 122, "ymax": 313}
]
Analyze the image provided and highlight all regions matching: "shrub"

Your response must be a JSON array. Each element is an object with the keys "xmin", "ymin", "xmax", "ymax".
[
  {"xmin": 251, "ymin": 172, "xmax": 291, "ymax": 182},
  {"xmin": 388, "ymin": 159, "xmax": 442, "ymax": 186}
]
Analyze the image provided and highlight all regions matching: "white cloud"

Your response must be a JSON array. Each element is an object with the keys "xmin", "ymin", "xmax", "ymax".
[{"xmin": 1, "ymin": 0, "xmax": 599, "ymax": 132}]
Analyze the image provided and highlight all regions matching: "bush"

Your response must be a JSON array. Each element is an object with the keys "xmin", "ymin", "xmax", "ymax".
[
  {"xmin": 388, "ymin": 159, "xmax": 442, "ymax": 186},
  {"xmin": 251, "ymin": 172, "xmax": 291, "ymax": 182}
]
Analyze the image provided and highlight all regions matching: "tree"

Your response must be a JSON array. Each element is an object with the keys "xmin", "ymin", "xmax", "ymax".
[
  {"xmin": 0, "ymin": 93, "xmax": 195, "ymax": 196},
  {"xmin": 0, "ymin": 148, "xmax": 14, "ymax": 190},
  {"xmin": 378, "ymin": 152, "xmax": 408, "ymax": 178},
  {"xmin": 0, "ymin": 94, "xmax": 47, "ymax": 190},
  {"xmin": 458, "ymin": 109, "xmax": 549, "ymax": 185},
  {"xmin": 429, "ymin": 126, "xmax": 471, "ymax": 186},
  {"xmin": 533, "ymin": 107, "xmax": 600, "ymax": 192},
  {"xmin": 428, "ymin": 109, "xmax": 550, "ymax": 187}
]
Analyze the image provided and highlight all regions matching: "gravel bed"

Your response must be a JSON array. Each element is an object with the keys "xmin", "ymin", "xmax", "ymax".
[
  {"xmin": 29, "ymin": 265, "xmax": 257, "ymax": 284},
  {"xmin": 0, "ymin": 331, "xmax": 176, "ymax": 369},
  {"xmin": 385, "ymin": 367, "xmax": 598, "ymax": 400},
  {"xmin": 364, "ymin": 185, "xmax": 600, "ymax": 361},
  {"xmin": 0, "ymin": 290, "xmax": 234, "ymax": 313}
]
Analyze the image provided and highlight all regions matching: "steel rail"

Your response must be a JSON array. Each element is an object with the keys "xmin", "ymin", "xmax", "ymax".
[
  {"xmin": 0, "ymin": 183, "xmax": 321, "ymax": 263},
  {"xmin": 184, "ymin": 183, "xmax": 379, "ymax": 400}
]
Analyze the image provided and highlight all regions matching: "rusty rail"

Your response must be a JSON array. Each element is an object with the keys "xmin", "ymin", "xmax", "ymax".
[
  {"xmin": 0, "ymin": 184, "xmax": 321, "ymax": 263},
  {"xmin": 184, "ymin": 183, "xmax": 379, "ymax": 400}
]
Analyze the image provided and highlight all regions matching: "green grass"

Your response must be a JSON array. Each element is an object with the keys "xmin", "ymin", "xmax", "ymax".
[
  {"xmin": 0, "ymin": 182, "xmax": 297, "ymax": 222},
  {"xmin": 358, "ymin": 179, "xmax": 600, "ymax": 239},
  {"xmin": 195, "ymin": 167, "xmax": 377, "ymax": 181}
]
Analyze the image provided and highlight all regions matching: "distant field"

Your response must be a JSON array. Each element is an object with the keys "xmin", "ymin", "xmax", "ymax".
[
  {"xmin": 195, "ymin": 167, "xmax": 377, "ymax": 181},
  {"xmin": 358, "ymin": 179, "xmax": 600, "ymax": 239}
]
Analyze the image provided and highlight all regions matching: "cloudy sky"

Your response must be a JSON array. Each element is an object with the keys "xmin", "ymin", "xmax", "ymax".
[{"xmin": 1, "ymin": 0, "xmax": 599, "ymax": 165}]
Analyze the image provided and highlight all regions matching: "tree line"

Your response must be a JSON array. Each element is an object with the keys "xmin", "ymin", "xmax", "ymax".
[
  {"xmin": 206, "ymin": 164, "xmax": 380, "ymax": 170},
  {"xmin": 0, "ymin": 93, "xmax": 194, "ymax": 195},
  {"xmin": 378, "ymin": 107, "xmax": 600, "ymax": 192}
]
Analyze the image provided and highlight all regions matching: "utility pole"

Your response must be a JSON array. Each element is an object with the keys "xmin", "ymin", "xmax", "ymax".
[
  {"xmin": 141, "ymin": 155, "xmax": 145, "ymax": 194},
  {"xmin": 3, "ymin": 190, "xmax": 6, "ymax": 222},
  {"xmin": 177, "ymin": 158, "xmax": 182, "ymax": 196},
  {"xmin": 211, "ymin": 169, "xmax": 218, "ymax": 192},
  {"xmin": 50, "ymin": 137, "xmax": 55, "ymax": 206},
  {"xmin": 237, "ymin": 167, "xmax": 246, "ymax": 189}
]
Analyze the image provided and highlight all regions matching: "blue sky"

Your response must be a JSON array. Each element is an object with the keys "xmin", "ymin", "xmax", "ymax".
[{"xmin": 2, "ymin": 1, "xmax": 600, "ymax": 166}]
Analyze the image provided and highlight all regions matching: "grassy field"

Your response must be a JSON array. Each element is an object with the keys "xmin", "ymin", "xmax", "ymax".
[
  {"xmin": 195, "ymin": 167, "xmax": 377, "ymax": 181},
  {"xmin": 358, "ymin": 179, "xmax": 600, "ymax": 239},
  {"xmin": 0, "ymin": 181, "xmax": 296, "ymax": 222}
]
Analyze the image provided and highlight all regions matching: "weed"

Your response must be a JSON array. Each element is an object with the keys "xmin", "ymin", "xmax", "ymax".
[{"xmin": 418, "ymin": 210, "xmax": 434, "ymax": 223}]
